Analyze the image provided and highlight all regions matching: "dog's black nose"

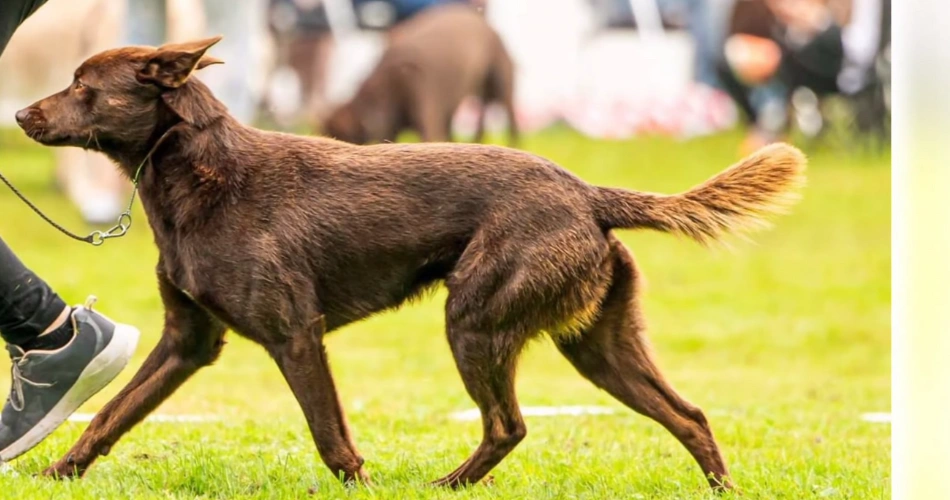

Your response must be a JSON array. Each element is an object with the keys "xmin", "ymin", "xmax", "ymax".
[{"xmin": 14, "ymin": 108, "xmax": 31, "ymax": 126}]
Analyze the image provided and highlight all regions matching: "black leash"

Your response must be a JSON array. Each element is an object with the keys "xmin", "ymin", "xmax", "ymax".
[
  {"xmin": 0, "ymin": 169, "xmax": 103, "ymax": 244},
  {"xmin": 0, "ymin": 124, "xmax": 183, "ymax": 246}
]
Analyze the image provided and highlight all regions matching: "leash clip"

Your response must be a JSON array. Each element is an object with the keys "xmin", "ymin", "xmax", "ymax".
[{"xmin": 89, "ymin": 212, "xmax": 134, "ymax": 246}]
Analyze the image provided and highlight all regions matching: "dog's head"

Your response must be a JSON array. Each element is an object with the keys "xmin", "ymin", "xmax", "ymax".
[
  {"xmin": 323, "ymin": 68, "xmax": 406, "ymax": 145},
  {"xmin": 15, "ymin": 36, "xmax": 224, "ymax": 153},
  {"xmin": 323, "ymin": 103, "xmax": 369, "ymax": 145}
]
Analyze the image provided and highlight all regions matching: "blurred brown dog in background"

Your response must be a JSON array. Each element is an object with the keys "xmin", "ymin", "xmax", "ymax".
[{"xmin": 323, "ymin": 3, "xmax": 518, "ymax": 145}]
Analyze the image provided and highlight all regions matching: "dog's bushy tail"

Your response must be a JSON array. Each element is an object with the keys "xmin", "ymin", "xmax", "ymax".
[{"xmin": 592, "ymin": 143, "xmax": 807, "ymax": 245}]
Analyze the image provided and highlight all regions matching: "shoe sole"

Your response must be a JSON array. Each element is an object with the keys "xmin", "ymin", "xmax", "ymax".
[{"xmin": 0, "ymin": 322, "xmax": 140, "ymax": 462}]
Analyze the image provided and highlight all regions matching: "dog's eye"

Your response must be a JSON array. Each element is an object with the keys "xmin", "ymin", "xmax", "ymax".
[{"xmin": 74, "ymin": 81, "xmax": 85, "ymax": 91}]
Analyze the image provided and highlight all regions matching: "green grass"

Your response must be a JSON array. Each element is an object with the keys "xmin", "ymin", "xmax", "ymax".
[{"xmin": 0, "ymin": 129, "xmax": 889, "ymax": 499}]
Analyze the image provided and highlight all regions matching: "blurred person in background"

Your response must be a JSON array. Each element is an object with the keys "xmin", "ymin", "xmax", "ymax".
[
  {"xmin": 686, "ymin": 0, "xmax": 738, "ymax": 89},
  {"xmin": 0, "ymin": 0, "xmax": 139, "ymax": 463},
  {"xmin": 125, "ymin": 0, "xmax": 263, "ymax": 125},
  {"xmin": 717, "ymin": 0, "xmax": 887, "ymax": 153},
  {"xmin": 265, "ymin": 0, "xmax": 335, "ymax": 128},
  {"xmin": 589, "ymin": 0, "xmax": 736, "ymax": 90},
  {"xmin": 360, "ymin": 0, "xmax": 471, "ymax": 25}
]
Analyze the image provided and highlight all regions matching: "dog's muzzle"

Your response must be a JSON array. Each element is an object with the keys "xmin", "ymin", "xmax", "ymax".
[{"xmin": 14, "ymin": 107, "xmax": 45, "ymax": 133}]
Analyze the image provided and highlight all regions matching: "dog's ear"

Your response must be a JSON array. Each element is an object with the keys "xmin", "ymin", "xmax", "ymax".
[
  {"xmin": 137, "ymin": 35, "xmax": 224, "ymax": 89},
  {"xmin": 196, "ymin": 56, "xmax": 224, "ymax": 70}
]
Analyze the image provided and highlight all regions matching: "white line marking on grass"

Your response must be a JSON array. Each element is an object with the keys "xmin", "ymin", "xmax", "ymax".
[
  {"xmin": 67, "ymin": 413, "xmax": 220, "ymax": 423},
  {"xmin": 451, "ymin": 406, "xmax": 618, "ymax": 422},
  {"xmin": 861, "ymin": 412, "xmax": 891, "ymax": 423},
  {"xmin": 0, "ymin": 462, "xmax": 18, "ymax": 476}
]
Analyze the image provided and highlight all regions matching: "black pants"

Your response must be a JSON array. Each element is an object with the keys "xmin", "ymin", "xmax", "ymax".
[
  {"xmin": 0, "ymin": 0, "xmax": 46, "ymax": 55},
  {"xmin": 0, "ymin": 238, "xmax": 67, "ymax": 345},
  {"xmin": 0, "ymin": 0, "xmax": 63, "ymax": 346}
]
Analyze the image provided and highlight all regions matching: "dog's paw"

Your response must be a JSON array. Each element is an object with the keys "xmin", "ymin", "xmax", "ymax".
[
  {"xmin": 341, "ymin": 466, "xmax": 372, "ymax": 488},
  {"xmin": 430, "ymin": 473, "xmax": 494, "ymax": 489},
  {"xmin": 710, "ymin": 476, "xmax": 739, "ymax": 495},
  {"xmin": 41, "ymin": 456, "xmax": 85, "ymax": 480}
]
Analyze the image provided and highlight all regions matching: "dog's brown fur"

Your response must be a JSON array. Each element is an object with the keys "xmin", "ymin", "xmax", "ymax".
[
  {"xmin": 323, "ymin": 4, "xmax": 519, "ymax": 145},
  {"xmin": 16, "ymin": 36, "xmax": 806, "ymax": 491}
]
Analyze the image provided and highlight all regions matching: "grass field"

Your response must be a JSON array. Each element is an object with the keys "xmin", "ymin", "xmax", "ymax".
[{"xmin": 0, "ymin": 129, "xmax": 889, "ymax": 499}]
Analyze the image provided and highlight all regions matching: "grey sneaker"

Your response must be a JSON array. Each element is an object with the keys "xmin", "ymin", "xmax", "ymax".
[{"xmin": 0, "ymin": 297, "xmax": 139, "ymax": 462}]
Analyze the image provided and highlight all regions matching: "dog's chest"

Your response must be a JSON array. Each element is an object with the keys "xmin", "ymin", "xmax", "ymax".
[
  {"xmin": 160, "ymin": 243, "xmax": 209, "ymax": 299},
  {"xmin": 159, "ymin": 241, "xmax": 253, "ymax": 331},
  {"xmin": 157, "ymin": 231, "xmax": 312, "ymax": 341},
  {"xmin": 157, "ymin": 231, "xmax": 240, "ymax": 298}
]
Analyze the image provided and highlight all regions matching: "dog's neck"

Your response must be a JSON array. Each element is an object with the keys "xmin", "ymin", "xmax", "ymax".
[
  {"xmin": 107, "ymin": 81, "xmax": 251, "ymax": 232},
  {"xmin": 104, "ymin": 80, "xmax": 232, "ymax": 175},
  {"xmin": 160, "ymin": 79, "xmax": 229, "ymax": 130}
]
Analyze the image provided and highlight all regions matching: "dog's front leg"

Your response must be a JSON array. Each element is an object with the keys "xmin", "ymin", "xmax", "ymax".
[
  {"xmin": 265, "ymin": 319, "xmax": 369, "ymax": 486},
  {"xmin": 43, "ymin": 271, "xmax": 226, "ymax": 479}
]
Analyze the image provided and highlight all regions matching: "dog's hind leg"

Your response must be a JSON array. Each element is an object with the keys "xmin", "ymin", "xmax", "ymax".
[
  {"xmin": 44, "ymin": 270, "xmax": 227, "ymax": 479},
  {"xmin": 433, "ymin": 250, "xmax": 535, "ymax": 488},
  {"xmin": 554, "ymin": 237, "xmax": 733, "ymax": 491},
  {"xmin": 265, "ymin": 319, "xmax": 369, "ymax": 485},
  {"xmin": 431, "ymin": 319, "xmax": 528, "ymax": 488},
  {"xmin": 431, "ymin": 221, "xmax": 612, "ymax": 487}
]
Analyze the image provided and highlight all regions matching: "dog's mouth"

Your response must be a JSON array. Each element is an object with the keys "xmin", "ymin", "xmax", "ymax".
[
  {"xmin": 20, "ymin": 123, "xmax": 77, "ymax": 147},
  {"xmin": 27, "ymin": 129, "xmax": 72, "ymax": 146},
  {"xmin": 16, "ymin": 110, "xmax": 77, "ymax": 146}
]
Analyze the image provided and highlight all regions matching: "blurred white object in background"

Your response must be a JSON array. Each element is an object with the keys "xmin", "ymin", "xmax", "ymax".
[
  {"xmin": 791, "ymin": 87, "xmax": 822, "ymax": 138},
  {"xmin": 321, "ymin": 0, "xmax": 387, "ymax": 111},
  {"xmin": 166, "ymin": 0, "xmax": 206, "ymax": 41},
  {"xmin": 484, "ymin": 0, "xmax": 593, "ymax": 133},
  {"xmin": 459, "ymin": 0, "xmax": 736, "ymax": 140},
  {"xmin": 266, "ymin": 65, "xmax": 305, "ymax": 126},
  {"xmin": 627, "ymin": 0, "xmax": 664, "ymax": 38},
  {"xmin": 323, "ymin": 32, "xmax": 387, "ymax": 109},
  {"xmin": 565, "ymin": 0, "xmax": 735, "ymax": 139}
]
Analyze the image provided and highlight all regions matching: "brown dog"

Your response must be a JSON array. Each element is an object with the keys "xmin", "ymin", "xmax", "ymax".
[
  {"xmin": 323, "ymin": 4, "xmax": 519, "ymax": 145},
  {"xmin": 15, "ymin": 36, "xmax": 805, "ymax": 491}
]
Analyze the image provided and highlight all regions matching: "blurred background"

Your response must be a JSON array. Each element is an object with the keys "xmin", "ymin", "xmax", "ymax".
[{"xmin": 0, "ymin": 0, "xmax": 889, "ymax": 224}]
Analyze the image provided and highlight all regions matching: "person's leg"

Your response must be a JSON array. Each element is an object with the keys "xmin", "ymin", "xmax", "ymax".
[
  {"xmin": 0, "ymin": 237, "xmax": 70, "ymax": 349},
  {"xmin": 718, "ymin": 55, "xmax": 790, "ymax": 154},
  {"xmin": 716, "ymin": 58, "xmax": 758, "ymax": 123},
  {"xmin": 0, "ymin": 0, "xmax": 66, "ymax": 349},
  {"xmin": 747, "ymin": 80, "xmax": 790, "ymax": 148},
  {"xmin": 0, "ymin": 0, "xmax": 46, "ymax": 55},
  {"xmin": 686, "ymin": 0, "xmax": 736, "ymax": 89},
  {"xmin": 0, "ymin": 238, "xmax": 141, "ymax": 463},
  {"xmin": 778, "ymin": 31, "xmax": 845, "ymax": 97}
]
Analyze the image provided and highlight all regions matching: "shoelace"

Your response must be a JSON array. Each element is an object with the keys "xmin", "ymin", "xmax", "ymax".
[{"xmin": 8, "ymin": 359, "xmax": 53, "ymax": 412}]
